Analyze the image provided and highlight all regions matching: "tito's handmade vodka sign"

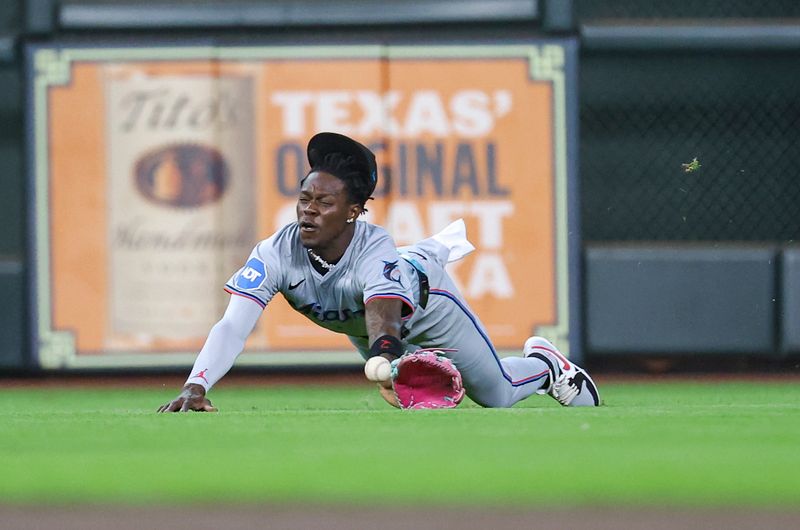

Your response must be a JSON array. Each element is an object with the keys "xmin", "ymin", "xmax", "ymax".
[{"xmin": 105, "ymin": 69, "xmax": 256, "ymax": 345}]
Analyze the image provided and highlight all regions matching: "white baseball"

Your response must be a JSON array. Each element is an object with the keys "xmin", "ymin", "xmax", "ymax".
[{"xmin": 364, "ymin": 356, "xmax": 392, "ymax": 382}]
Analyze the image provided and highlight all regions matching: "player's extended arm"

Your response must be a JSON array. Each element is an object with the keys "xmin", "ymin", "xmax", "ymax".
[
  {"xmin": 365, "ymin": 297, "xmax": 404, "ymax": 407},
  {"xmin": 157, "ymin": 295, "xmax": 262, "ymax": 413}
]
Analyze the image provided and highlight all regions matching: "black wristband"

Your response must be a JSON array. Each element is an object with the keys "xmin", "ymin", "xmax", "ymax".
[{"xmin": 369, "ymin": 334, "xmax": 403, "ymax": 359}]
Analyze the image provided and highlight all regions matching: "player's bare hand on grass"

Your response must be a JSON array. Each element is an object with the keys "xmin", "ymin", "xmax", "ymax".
[{"xmin": 157, "ymin": 383, "xmax": 218, "ymax": 413}]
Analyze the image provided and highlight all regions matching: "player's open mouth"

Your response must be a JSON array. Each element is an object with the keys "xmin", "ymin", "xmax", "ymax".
[{"xmin": 300, "ymin": 221, "xmax": 317, "ymax": 232}]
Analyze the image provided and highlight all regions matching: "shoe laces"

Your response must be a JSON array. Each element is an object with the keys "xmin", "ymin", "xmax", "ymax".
[{"xmin": 551, "ymin": 368, "xmax": 581, "ymax": 406}]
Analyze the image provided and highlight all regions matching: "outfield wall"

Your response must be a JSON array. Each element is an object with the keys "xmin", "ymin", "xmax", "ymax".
[
  {"xmin": 1, "ymin": 0, "xmax": 799, "ymax": 369},
  {"xmin": 0, "ymin": 2, "xmax": 25, "ymax": 368}
]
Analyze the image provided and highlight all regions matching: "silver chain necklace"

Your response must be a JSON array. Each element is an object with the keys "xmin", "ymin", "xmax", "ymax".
[{"xmin": 307, "ymin": 248, "xmax": 335, "ymax": 270}]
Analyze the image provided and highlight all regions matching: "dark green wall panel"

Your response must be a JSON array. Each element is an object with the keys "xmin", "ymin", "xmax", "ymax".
[
  {"xmin": 781, "ymin": 248, "xmax": 800, "ymax": 354},
  {"xmin": 585, "ymin": 245, "xmax": 778, "ymax": 355},
  {"xmin": 0, "ymin": 261, "xmax": 25, "ymax": 367}
]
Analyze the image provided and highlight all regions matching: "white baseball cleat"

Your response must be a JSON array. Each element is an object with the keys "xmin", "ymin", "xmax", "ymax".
[{"xmin": 523, "ymin": 336, "xmax": 601, "ymax": 407}]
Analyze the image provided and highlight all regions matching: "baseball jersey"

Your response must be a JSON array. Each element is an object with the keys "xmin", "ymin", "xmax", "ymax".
[{"xmin": 224, "ymin": 221, "xmax": 416, "ymax": 338}]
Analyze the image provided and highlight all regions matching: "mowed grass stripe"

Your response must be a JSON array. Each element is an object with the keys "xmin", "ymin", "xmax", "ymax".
[{"xmin": 0, "ymin": 381, "xmax": 798, "ymax": 507}]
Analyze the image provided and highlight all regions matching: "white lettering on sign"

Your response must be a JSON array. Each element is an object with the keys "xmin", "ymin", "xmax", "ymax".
[{"xmin": 270, "ymin": 89, "xmax": 513, "ymax": 138}]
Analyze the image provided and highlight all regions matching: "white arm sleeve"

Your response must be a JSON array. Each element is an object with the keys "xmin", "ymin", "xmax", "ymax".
[{"xmin": 184, "ymin": 295, "xmax": 263, "ymax": 391}]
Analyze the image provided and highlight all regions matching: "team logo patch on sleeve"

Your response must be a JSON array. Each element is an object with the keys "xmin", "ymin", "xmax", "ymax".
[
  {"xmin": 382, "ymin": 260, "xmax": 403, "ymax": 287},
  {"xmin": 236, "ymin": 258, "xmax": 267, "ymax": 290}
]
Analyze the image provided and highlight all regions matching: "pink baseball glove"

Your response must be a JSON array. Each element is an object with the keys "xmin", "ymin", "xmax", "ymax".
[{"xmin": 391, "ymin": 350, "xmax": 465, "ymax": 409}]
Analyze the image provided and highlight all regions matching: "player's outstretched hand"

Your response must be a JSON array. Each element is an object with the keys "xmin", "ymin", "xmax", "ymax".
[{"xmin": 157, "ymin": 383, "xmax": 218, "ymax": 413}]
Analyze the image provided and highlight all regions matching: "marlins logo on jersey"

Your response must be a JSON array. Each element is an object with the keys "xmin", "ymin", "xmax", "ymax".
[
  {"xmin": 236, "ymin": 257, "xmax": 266, "ymax": 290},
  {"xmin": 382, "ymin": 260, "xmax": 403, "ymax": 287}
]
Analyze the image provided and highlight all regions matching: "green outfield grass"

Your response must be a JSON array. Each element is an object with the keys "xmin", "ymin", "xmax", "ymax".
[{"xmin": 0, "ymin": 380, "xmax": 798, "ymax": 508}]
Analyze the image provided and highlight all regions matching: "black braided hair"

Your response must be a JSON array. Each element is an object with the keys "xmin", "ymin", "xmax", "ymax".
[{"xmin": 303, "ymin": 152, "xmax": 374, "ymax": 213}]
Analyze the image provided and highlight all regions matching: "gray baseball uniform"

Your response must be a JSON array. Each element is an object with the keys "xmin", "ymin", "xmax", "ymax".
[{"xmin": 223, "ymin": 219, "xmax": 551, "ymax": 408}]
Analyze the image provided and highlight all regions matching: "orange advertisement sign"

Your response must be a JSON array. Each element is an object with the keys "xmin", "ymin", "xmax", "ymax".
[{"xmin": 29, "ymin": 44, "xmax": 577, "ymax": 368}]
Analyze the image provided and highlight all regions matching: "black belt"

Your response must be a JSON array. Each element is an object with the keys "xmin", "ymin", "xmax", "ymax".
[{"xmin": 401, "ymin": 254, "xmax": 429, "ymax": 310}]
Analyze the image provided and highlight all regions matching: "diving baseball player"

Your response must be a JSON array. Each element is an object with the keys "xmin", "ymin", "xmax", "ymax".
[{"xmin": 158, "ymin": 132, "xmax": 599, "ymax": 412}]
